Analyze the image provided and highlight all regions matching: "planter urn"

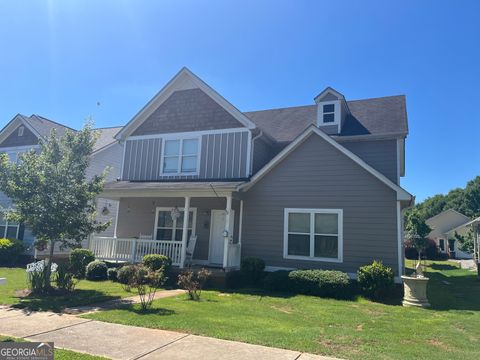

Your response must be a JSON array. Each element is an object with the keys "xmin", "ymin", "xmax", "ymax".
[{"xmin": 401, "ymin": 275, "xmax": 430, "ymax": 308}]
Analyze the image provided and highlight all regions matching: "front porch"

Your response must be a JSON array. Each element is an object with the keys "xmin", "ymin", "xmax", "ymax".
[{"xmin": 92, "ymin": 181, "xmax": 244, "ymax": 269}]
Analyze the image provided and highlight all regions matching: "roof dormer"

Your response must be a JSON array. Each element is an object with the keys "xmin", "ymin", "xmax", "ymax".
[{"xmin": 314, "ymin": 87, "xmax": 349, "ymax": 135}]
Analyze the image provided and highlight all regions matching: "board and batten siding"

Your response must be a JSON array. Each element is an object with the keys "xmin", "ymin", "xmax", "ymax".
[
  {"xmin": 122, "ymin": 130, "xmax": 250, "ymax": 181},
  {"xmin": 241, "ymin": 133, "xmax": 400, "ymax": 275}
]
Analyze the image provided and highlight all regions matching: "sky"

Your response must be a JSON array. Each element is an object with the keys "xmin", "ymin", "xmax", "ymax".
[{"xmin": 0, "ymin": 0, "xmax": 479, "ymax": 202}]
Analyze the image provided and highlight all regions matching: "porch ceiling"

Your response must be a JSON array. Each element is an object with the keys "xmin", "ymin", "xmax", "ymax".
[{"xmin": 100, "ymin": 180, "xmax": 245, "ymax": 199}]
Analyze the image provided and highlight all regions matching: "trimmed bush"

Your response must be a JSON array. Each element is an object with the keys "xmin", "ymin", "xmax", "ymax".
[
  {"xmin": 117, "ymin": 264, "xmax": 137, "ymax": 291},
  {"xmin": 240, "ymin": 257, "xmax": 265, "ymax": 285},
  {"xmin": 404, "ymin": 238, "xmax": 439, "ymax": 260},
  {"xmin": 70, "ymin": 248, "xmax": 95, "ymax": 278},
  {"xmin": 288, "ymin": 269, "xmax": 351, "ymax": 299},
  {"xmin": 85, "ymin": 260, "xmax": 108, "ymax": 281},
  {"xmin": 0, "ymin": 238, "xmax": 24, "ymax": 266},
  {"xmin": 107, "ymin": 268, "xmax": 118, "ymax": 282},
  {"xmin": 357, "ymin": 261, "xmax": 394, "ymax": 300},
  {"xmin": 55, "ymin": 263, "xmax": 77, "ymax": 292},
  {"xmin": 263, "ymin": 270, "xmax": 292, "ymax": 292},
  {"xmin": 143, "ymin": 254, "xmax": 172, "ymax": 273}
]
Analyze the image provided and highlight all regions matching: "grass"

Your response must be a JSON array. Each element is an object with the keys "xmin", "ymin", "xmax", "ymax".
[
  {"xmin": 0, "ymin": 267, "xmax": 133, "ymax": 312},
  {"xmin": 83, "ymin": 260, "xmax": 480, "ymax": 360},
  {"xmin": 0, "ymin": 335, "xmax": 108, "ymax": 360}
]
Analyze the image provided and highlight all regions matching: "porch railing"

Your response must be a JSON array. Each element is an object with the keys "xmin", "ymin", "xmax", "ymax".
[{"xmin": 90, "ymin": 237, "xmax": 182, "ymax": 266}]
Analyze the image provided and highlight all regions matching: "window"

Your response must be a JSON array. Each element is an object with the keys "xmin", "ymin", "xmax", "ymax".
[
  {"xmin": 439, "ymin": 239, "xmax": 445, "ymax": 252},
  {"xmin": 284, "ymin": 208, "xmax": 343, "ymax": 262},
  {"xmin": 18, "ymin": 126, "xmax": 24, "ymax": 137},
  {"xmin": 0, "ymin": 213, "xmax": 20, "ymax": 239},
  {"xmin": 162, "ymin": 138, "xmax": 199, "ymax": 174},
  {"xmin": 154, "ymin": 208, "xmax": 197, "ymax": 241},
  {"xmin": 323, "ymin": 103, "xmax": 335, "ymax": 123}
]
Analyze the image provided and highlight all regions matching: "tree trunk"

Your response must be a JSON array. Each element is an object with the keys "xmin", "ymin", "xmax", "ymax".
[{"xmin": 43, "ymin": 240, "xmax": 55, "ymax": 291}]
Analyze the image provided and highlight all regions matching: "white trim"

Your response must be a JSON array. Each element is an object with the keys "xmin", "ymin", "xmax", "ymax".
[
  {"xmin": 238, "ymin": 200, "xmax": 244, "ymax": 245},
  {"xmin": 126, "ymin": 127, "xmax": 249, "ymax": 141},
  {"xmin": 397, "ymin": 202, "xmax": 403, "ymax": 277},
  {"xmin": 113, "ymin": 200, "xmax": 120, "ymax": 238},
  {"xmin": 333, "ymin": 132, "xmax": 407, "ymax": 142},
  {"xmin": 246, "ymin": 130, "xmax": 253, "ymax": 176},
  {"xmin": 238, "ymin": 126, "xmax": 413, "ymax": 201},
  {"xmin": 283, "ymin": 208, "xmax": 343, "ymax": 263},
  {"xmin": 116, "ymin": 67, "xmax": 256, "ymax": 140},
  {"xmin": 0, "ymin": 145, "xmax": 40, "ymax": 152},
  {"xmin": 159, "ymin": 135, "xmax": 201, "ymax": 176},
  {"xmin": 314, "ymin": 87, "xmax": 345, "ymax": 103},
  {"xmin": 153, "ymin": 206, "xmax": 197, "ymax": 242},
  {"xmin": 317, "ymin": 100, "xmax": 341, "ymax": 131}
]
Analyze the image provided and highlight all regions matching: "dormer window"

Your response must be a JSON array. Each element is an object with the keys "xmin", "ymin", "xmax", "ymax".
[
  {"xmin": 18, "ymin": 126, "xmax": 24, "ymax": 137},
  {"xmin": 322, "ymin": 104, "xmax": 335, "ymax": 123}
]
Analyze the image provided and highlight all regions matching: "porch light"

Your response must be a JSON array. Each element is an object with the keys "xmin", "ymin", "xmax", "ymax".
[{"xmin": 171, "ymin": 206, "xmax": 181, "ymax": 221}]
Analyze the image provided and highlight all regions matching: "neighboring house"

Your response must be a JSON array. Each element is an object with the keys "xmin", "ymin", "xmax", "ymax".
[
  {"xmin": 426, "ymin": 209, "xmax": 475, "ymax": 259},
  {"xmin": 0, "ymin": 114, "xmax": 123, "ymax": 256},
  {"xmin": 87, "ymin": 67, "xmax": 414, "ymax": 282}
]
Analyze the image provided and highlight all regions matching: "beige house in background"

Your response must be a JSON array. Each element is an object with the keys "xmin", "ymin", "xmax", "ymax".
[{"xmin": 426, "ymin": 209, "xmax": 473, "ymax": 259}]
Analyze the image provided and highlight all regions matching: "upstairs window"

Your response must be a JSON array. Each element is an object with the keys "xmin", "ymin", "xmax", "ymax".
[
  {"xmin": 284, "ymin": 208, "xmax": 343, "ymax": 262},
  {"xmin": 0, "ymin": 213, "xmax": 20, "ymax": 239},
  {"xmin": 162, "ymin": 138, "xmax": 199, "ymax": 174},
  {"xmin": 18, "ymin": 126, "xmax": 24, "ymax": 137},
  {"xmin": 322, "ymin": 104, "xmax": 335, "ymax": 123}
]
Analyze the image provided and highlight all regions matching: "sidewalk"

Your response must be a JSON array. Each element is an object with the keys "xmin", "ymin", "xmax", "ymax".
[{"xmin": 0, "ymin": 306, "xmax": 340, "ymax": 360}]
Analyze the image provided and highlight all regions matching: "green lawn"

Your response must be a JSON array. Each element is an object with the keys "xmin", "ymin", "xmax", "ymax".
[
  {"xmin": 0, "ymin": 267, "xmax": 133, "ymax": 312},
  {"xmin": 83, "ymin": 260, "xmax": 480, "ymax": 360},
  {"xmin": 0, "ymin": 335, "xmax": 108, "ymax": 360}
]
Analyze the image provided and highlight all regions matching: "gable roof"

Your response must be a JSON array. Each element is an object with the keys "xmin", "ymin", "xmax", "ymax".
[
  {"xmin": 238, "ymin": 125, "xmax": 413, "ymax": 201},
  {"xmin": 244, "ymin": 95, "xmax": 408, "ymax": 142},
  {"xmin": 115, "ymin": 67, "xmax": 256, "ymax": 140},
  {"xmin": 426, "ymin": 209, "xmax": 470, "ymax": 224},
  {"xmin": 93, "ymin": 126, "xmax": 123, "ymax": 153}
]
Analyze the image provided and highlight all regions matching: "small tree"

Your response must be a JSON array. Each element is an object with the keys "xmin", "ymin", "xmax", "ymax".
[
  {"xmin": 405, "ymin": 209, "xmax": 432, "ymax": 275},
  {"xmin": 0, "ymin": 124, "xmax": 109, "ymax": 291},
  {"xmin": 453, "ymin": 229, "xmax": 475, "ymax": 254}
]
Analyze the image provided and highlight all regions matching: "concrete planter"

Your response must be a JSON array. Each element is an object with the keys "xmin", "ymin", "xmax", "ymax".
[{"xmin": 401, "ymin": 275, "xmax": 430, "ymax": 308}]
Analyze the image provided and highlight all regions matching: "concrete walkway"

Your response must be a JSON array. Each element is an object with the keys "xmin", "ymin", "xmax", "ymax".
[{"xmin": 0, "ymin": 306, "xmax": 340, "ymax": 360}]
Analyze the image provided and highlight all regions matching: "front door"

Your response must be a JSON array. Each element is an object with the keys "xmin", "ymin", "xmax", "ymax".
[{"xmin": 209, "ymin": 210, "xmax": 235, "ymax": 265}]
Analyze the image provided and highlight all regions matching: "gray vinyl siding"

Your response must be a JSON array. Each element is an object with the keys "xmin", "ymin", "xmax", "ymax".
[
  {"xmin": 122, "ymin": 131, "xmax": 250, "ymax": 181},
  {"xmin": 115, "ymin": 197, "xmax": 240, "ymax": 261},
  {"xmin": 341, "ymin": 139, "xmax": 398, "ymax": 184},
  {"xmin": 241, "ymin": 133, "xmax": 399, "ymax": 275}
]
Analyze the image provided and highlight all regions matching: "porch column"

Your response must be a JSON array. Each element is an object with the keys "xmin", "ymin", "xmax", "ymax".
[
  {"xmin": 223, "ymin": 194, "xmax": 232, "ymax": 268},
  {"xmin": 180, "ymin": 196, "xmax": 191, "ymax": 268}
]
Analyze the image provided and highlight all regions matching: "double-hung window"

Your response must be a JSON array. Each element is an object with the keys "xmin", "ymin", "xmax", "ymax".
[
  {"xmin": 322, "ymin": 103, "xmax": 335, "ymax": 123},
  {"xmin": 284, "ymin": 208, "xmax": 343, "ymax": 262},
  {"xmin": 0, "ymin": 213, "xmax": 20, "ymax": 239},
  {"xmin": 154, "ymin": 208, "xmax": 196, "ymax": 241},
  {"xmin": 162, "ymin": 138, "xmax": 199, "ymax": 174}
]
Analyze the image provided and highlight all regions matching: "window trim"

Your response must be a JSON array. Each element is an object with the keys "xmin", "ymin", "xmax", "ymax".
[
  {"xmin": 317, "ymin": 100, "xmax": 340, "ymax": 130},
  {"xmin": 159, "ymin": 135, "xmax": 201, "ymax": 176},
  {"xmin": 153, "ymin": 207, "xmax": 197, "ymax": 241},
  {"xmin": 322, "ymin": 103, "xmax": 336, "ymax": 123},
  {"xmin": 283, "ymin": 208, "xmax": 343, "ymax": 263},
  {"xmin": 0, "ymin": 213, "xmax": 20, "ymax": 239}
]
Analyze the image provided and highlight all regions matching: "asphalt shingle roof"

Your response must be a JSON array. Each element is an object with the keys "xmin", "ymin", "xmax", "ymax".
[{"xmin": 244, "ymin": 95, "xmax": 408, "ymax": 142}]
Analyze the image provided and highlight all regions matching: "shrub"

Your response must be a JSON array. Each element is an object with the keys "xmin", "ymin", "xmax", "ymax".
[
  {"xmin": 117, "ymin": 264, "xmax": 137, "ymax": 291},
  {"xmin": 357, "ymin": 261, "xmax": 394, "ymax": 300},
  {"xmin": 70, "ymin": 248, "xmax": 95, "ymax": 278},
  {"xmin": 177, "ymin": 268, "xmax": 212, "ymax": 300},
  {"xmin": 404, "ymin": 238, "xmax": 439, "ymax": 260},
  {"xmin": 288, "ymin": 269, "xmax": 351, "ymax": 299},
  {"xmin": 107, "ymin": 268, "xmax": 118, "ymax": 282},
  {"xmin": 143, "ymin": 254, "xmax": 172, "ymax": 273},
  {"xmin": 0, "ymin": 238, "xmax": 24, "ymax": 266},
  {"xmin": 225, "ymin": 270, "xmax": 245, "ymax": 289},
  {"xmin": 55, "ymin": 263, "xmax": 77, "ymax": 292},
  {"xmin": 263, "ymin": 270, "xmax": 292, "ymax": 292},
  {"xmin": 85, "ymin": 260, "xmax": 108, "ymax": 281},
  {"xmin": 240, "ymin": 257, "xmax": 265, "ymax": 285},
  {"xmin": 129, "ymin": 265, "xmax": 167, "ymax": 310}
]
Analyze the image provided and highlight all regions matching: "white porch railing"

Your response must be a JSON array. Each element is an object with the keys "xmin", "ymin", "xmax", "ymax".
[
  {"xmin": 226, "ymin": 243, "xmax": 241, "ymax": 269},
  {"xmin": 90, "ymin": 237, "xmax": 183, "ymax": 266}
]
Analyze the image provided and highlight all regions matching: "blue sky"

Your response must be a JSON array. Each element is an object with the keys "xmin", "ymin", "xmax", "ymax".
[{"xmin": 0, "ymin": 0, "xmax": 479, "ymax": 202}]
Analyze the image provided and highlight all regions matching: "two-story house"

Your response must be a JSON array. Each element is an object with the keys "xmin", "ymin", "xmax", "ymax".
[
  {"xmin": 89, "ymin": 68, "xmax": 413, "ymax": 281},
  {"xmin": 0, "ymin": 114, "xmax": 123, "ymax": 256},
  {"xmin": 1, "ymin": 68, "xmax": 413, "ymax": 281}
]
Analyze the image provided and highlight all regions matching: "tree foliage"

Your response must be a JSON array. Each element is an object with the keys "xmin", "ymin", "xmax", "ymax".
[
  {"xmin": 404, "ymin": 209, "xmax": 432, "ymax": 257},
  {"xmin": 0, "ymin": 123, "xmax": 109, "ymax": 289}
]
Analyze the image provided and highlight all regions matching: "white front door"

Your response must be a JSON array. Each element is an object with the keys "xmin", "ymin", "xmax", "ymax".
[{"xmin": 209, "ymin": 210, "xmax": 235, "ymax": 265}]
